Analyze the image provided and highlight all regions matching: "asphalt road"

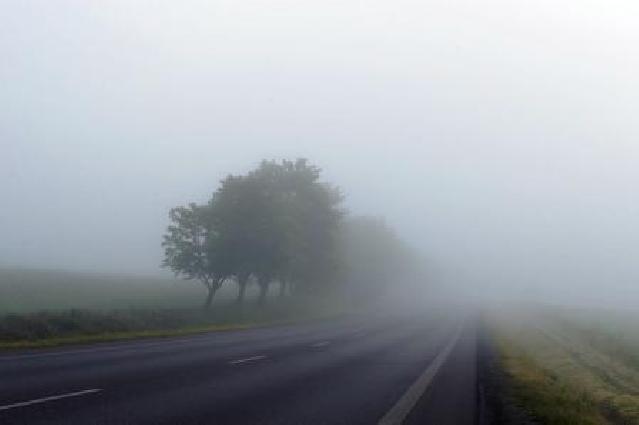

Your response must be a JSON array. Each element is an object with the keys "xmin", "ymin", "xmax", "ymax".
[{"xmin": 0, "ymin": 311, "xmax": 477, "ymax": 425}]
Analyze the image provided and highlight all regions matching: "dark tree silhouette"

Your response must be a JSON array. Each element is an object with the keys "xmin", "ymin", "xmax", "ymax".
[
  {"xmin": 162, "ymin": 203, "xmax": 229, "ymax": 309},
  {"xmin": 163, "ymin": 159, "xmax": 414, "ymax": 310}
]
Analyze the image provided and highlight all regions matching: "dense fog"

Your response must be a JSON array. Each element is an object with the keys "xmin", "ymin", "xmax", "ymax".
[{"xmin": 2, "ymin": 1, "xmax": 638, "ymax": 307}]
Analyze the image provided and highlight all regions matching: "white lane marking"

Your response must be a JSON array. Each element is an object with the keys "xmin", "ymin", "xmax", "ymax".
[
  {"xmin": 228, "ymin": 355, "xmax": 267, "ymax": 365},
  {"xmin": 377, "ymin": 324, "xmax": 464, "ymax": 425},
  {"xmin": 0, "ymin": 389, "xmax": 103, "ymax": 412},
  {"xmin": 311, "ymin": 341, "xmax": 330, "ymax": 348}
]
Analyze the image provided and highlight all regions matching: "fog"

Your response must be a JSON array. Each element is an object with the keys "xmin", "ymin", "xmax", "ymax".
[{"xmin": 2, "ymin": 1, "xmax": 638, "ymax": 307}]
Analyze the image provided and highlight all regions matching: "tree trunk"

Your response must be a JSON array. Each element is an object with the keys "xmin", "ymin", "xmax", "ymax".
[
  {"xmin": 236, "ymin": 276, "xmax": 248, "ymax": 305},
  {"xmin": 257, "ymin": 277, "xmax": 270, "ymax": 306},
  {"xmin": 203, "ymin": 286, "xmax": 216, "ymax": 310}
]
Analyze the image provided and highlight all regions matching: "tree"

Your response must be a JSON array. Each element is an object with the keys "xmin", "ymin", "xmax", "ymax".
[
  {"xmin": 162, "ymin": 203, "xmax": 228, "ymax": 309},
  {"xmin": 208, "ymin": 159, "xmax": 344, "ymax": 305},
  {"xmin": 337, "ymin": 216, "xmax": 416, "ymax": 302},
  {"xmin": 208, "ymin": 174, "xmax": 273, "ymax": 305},
  {"xmin": 163, "ymin": 158, "xmax": 346, "ymax": 308},
  {"xmin": 270, "ymin": 159, "xmax": 344, "ymax": 295}
]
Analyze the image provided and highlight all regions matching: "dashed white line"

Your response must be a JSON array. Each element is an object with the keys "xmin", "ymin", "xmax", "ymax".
[
  {"xmin": 228, "ymin": 355, "xmax": 267, "ymax": 365},
  {"xmin": 311, "ymin": 341, "xmax": 331, "ymax": 348},
  {"xmin": 0, "ymin": 389, "xmax": 103, "ymax": 412}
]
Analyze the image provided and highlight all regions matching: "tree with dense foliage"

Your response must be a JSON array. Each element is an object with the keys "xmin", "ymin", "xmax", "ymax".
[
  {"xmin": 209, "ymin": 172, "xmax": 288, "ymax": 305},
  {"xmin": 273, "ymin": 160, "xmax": 344, "ymax": 295},
  {"xmin": 209, "ymin": 159, "xmax": 343, "ymax": 305},
  {"xmin": 162, "ymin": 203, "xmax": 229, "ymax": 309}
]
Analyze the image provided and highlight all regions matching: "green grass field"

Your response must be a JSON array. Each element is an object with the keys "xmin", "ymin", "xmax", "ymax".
[
  {"xmin": 489, "ymin": 305, "xmax": 639, "ymax": 425},
  {"xmin": 0, "ymin": 267, "xmax": 229, "ymax": 313},
  {"xmin": 0, "ymin": 268, "xmax": 346, "ymax": 349}
]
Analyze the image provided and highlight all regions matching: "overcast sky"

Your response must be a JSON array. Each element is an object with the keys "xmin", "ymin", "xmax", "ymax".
[{"xmin": 2, "ymin": 1, "xmax": 638, "ymax": 305}]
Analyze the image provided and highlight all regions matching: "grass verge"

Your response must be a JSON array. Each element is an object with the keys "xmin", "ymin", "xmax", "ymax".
[
  {"xmin": 0, "ymin": 299, "xmax": 346, "ymax": 351},
  {"xmin": 489, "ymin": 306, "xmax": 639, "ymax": 425},
  {"xmin": 0, "ymin": 322, "xmax": 254, "ymax": 350},
  {"xmin": 495, "ymin": 332, "xmax": 610, "ymax": 425}
]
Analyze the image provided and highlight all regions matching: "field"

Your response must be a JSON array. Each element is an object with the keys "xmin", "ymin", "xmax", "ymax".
[
  {"xmin": 0, "ymin": 268, "xmax": 341, "ymax": 349},
  {"xmin": 488, "ymin": 305, "xmax": 639, "ymax": 425},
  {"xmin": 0, "ymin": 268, "xmax": 211, "ymax": 313}
]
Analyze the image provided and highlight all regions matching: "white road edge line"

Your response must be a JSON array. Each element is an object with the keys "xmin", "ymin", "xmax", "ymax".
[
  {"xmin": 311, "ymin": 341, "xmax": 330, "ymax": 348},
  {"xmin": 0, "ymin": 389, "xmax": 103, "ymax": 412},
  {"xmin": 377, "ymin": 323, "xmax": 464, "ymax": 425},
  {"xmin": 228, "ymin": 355, "xmax": 267, "ymax": 365}
]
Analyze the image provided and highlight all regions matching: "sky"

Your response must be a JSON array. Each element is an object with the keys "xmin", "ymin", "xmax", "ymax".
[{"xmin": 2, "ymin": 1, "xmax": 638, "ymax": 306}]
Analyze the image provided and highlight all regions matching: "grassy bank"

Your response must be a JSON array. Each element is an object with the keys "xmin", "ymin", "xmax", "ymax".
[{"xmin": 489, "ymin": 306, "xmax": 639, "ymax": 425}]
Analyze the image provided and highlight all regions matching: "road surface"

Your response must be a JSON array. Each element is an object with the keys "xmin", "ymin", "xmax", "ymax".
[{"xmin": 0, "ymin": 312, "xmax": 477, "ymax": 424}]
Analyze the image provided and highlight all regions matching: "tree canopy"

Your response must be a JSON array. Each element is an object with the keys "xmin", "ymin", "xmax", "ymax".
[{"xmin": 162, "ymin": 159, "xmax": 345, "ymax": 308}]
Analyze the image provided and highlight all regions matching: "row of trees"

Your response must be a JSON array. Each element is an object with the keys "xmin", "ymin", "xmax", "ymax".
[
  {"xmin": 162, "ymin": 159, "xmax": 344, "ymax": 308},
  {"xmin": 163, "ymin": 159, "xmax": 419, "ymax": 309},
  {"xmin": 337, "ymin": 216, "xmax": 419, "ymax": 301}
]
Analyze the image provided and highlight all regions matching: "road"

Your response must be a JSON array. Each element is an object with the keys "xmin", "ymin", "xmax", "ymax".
[{"xmin": 0, "ymin": 311, "xmax": 477, "ymax": 425}]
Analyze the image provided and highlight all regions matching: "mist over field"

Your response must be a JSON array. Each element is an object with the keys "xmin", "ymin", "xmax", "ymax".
[{"xmin": 2, "ymin": 0, "xmax": 639, "ymax": 309}]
